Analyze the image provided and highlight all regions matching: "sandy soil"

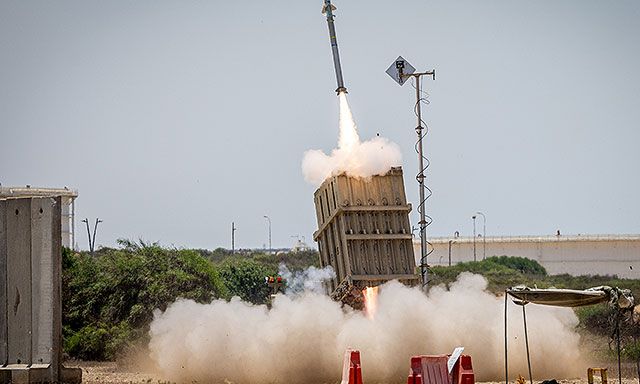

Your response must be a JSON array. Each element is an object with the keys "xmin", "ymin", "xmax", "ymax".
[{"xmin": 66, "ymin": 361, "xmax": 164, "ymax": 384}]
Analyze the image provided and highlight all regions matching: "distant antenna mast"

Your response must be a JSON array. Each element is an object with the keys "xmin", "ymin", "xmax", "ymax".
[
  {"xmin": 231, "ymin": 222, "xmax": 237, "ymax": 254},
  {"xmin": 386, "ymin": 56, "xmax": 435, "ymax": 291}
]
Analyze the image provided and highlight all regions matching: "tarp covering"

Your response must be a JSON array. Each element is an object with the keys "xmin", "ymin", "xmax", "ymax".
[
  {"xmin": 506, "ymin": 286, "xmax": 609, "ymax": 307},
  {"xmin": 504, "ymin": 285, "xmax": 636, "ymax": 384}
]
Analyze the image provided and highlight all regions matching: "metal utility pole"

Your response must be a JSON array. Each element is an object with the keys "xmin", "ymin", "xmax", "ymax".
[
  {"xmin": 82, "ymin": 218, "xmax": 91, "ymax": 254},
  {"xmin": 386, "ymin": 56, "xmax": 435, "ymax": 291},
  {"xmin": 82, "ymin": 218, "xmax": 101, "ymax": 256},
  {"xmin": 231, "ymin": 222, "xmax": 236, "ymax": 254},
  {"xmin": 413, "ymin": 73, "xmax": 433, "ymax": 289},
  {"xmin": 476, "ymin": 211, "xmax": 486, "ymax": 260},
  {"xmin": 263, "ymin": 215, "xmax": 272, "ymax": 253},
  {"xmin": 472, "ymin": 215, "xmax": 477, "ymax": 262},
  {"xmin": 91, "ymin": 218, "xmax": 102, "ymax": 255}
]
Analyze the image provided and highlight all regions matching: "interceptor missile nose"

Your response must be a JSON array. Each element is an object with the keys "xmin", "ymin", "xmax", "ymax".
[{"xmin": 321, "ymin": 2, "xmax": 336, "ymax": 14}]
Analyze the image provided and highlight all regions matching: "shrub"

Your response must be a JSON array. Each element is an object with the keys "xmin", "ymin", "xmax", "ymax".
[
  {"xmin": 575, "ymin": 303, "xmax": 613, "ymax": 335},
  {"xmin": 430, "ymin": 257, "xmax": 533, "ymax": 292},
  {"xmin": 486, "ymin": 255, "xmax": 547, "ymax": 275},
  {"xmin": 219, "ymin": 259, "xmax": 273, "ymax": 305},
  {"xmin": 62, "ymin": 240, "xmax": 227, "ymax": 360}
]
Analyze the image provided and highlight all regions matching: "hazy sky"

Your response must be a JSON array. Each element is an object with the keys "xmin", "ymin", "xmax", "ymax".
[{"xmin": 1, "ymin": 1, "xmax": 639, "ymax": 250}]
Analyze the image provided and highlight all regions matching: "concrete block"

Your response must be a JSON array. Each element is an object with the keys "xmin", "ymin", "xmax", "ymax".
[
  {"xmin": 0, "ymin": 200, "xmax": 7, "ymax": 366},
  {"xmin": 31, "ymin": 198, "xmax": 60, "ymax": 369},
  {"xmin": 6, "ymin": 198, "xmax": 32, "ymax": 365},
  {"xmin": 1, "ymin": 364, "xmax": 30, "ymax": 384}
]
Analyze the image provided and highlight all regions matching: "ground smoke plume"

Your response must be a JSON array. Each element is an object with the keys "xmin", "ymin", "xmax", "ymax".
[
  {"xmin": 302, "ymin": 93, "xmax": 402, "ymax": 186},
  {"xmin": 278, "ymin": 264, "xmax": 335, "ymax": 295},
  {"xmin": 148, "ymin": 273, "xmax": 584, "ymax": 383}
]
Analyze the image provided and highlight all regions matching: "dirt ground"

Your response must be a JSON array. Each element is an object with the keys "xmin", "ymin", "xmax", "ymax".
[
  {"xmin": 67, "ymin": 361, "xmax": 163, "ymax": 384},
  {"xmin": 67, "ymin": 360, "xmax": 640, "ymax": 384}
]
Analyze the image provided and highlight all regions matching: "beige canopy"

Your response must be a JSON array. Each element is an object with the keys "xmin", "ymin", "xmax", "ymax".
[{"xmin": 506, "ymin": 285, "xmax": 634, "ymax": 308}]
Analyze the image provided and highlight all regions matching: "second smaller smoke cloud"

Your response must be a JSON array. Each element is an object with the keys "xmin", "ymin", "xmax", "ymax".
[{"xmin": 278, "ymin": 264, "xmax": 335, "ymax": 295}]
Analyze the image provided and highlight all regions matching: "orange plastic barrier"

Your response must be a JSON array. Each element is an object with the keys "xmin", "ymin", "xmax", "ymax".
[
  {"xmin": 341, "ymin": 349, "xmax": 363, "ymax": 384},
  {"xmin": 407, "ymin": 354, "xmax": 475, "ymax": 384}
]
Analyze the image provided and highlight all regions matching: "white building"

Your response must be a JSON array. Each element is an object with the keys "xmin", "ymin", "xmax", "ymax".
[
  {"xmin": 0, "ymin": 186, "xmax": 78, "ymax": 249},
  {"xmin": 414, "ymin": 234, "xmax": 640, "ymax": 279}
]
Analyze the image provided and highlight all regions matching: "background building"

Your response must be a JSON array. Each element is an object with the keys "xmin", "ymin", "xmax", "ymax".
[
  {"xmin": 415, "ymin": 234, "xmax": 640, "ymax": 279},
  {"xmin": 0, "ymin": 186, "xmax": 78, "ymax": 249}
]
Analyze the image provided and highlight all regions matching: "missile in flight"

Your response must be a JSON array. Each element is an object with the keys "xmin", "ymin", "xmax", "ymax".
[{"xmin": 322, "ymin": 0, "xmax": 348, "ymax": 95}]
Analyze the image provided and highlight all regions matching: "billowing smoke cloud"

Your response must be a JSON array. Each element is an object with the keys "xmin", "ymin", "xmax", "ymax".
[
  {"xmin": 278, "ymin": 264, "xmax": 335, "ymax": 295},
  {"xmin": 148, "ymin": 273, "xmax": 585, "ymax": 383},
  {"xmin": 302, "ymin": 93, "xmax": 402, "ymax": 186}
]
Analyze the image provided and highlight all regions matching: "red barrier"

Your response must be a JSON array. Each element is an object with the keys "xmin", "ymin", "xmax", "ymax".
[
  {"xmin": 407, "ymin": 354, "xmax": 475, "ymax": 384},
  {"xmin": 452, "ymin": 355, "xmax": 474, "ymax": 384},
  {"xmin": 407, "ymin": 355, "xmax": 450, "ymax": 384},
  {"xmin": 341, "ymin": 349, "xmax": 363, "ymax": 384}
]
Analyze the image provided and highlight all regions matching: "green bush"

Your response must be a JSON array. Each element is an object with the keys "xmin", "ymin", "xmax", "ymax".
[
  {"xmin": 430, "ymin": 256, "xmax": 544, "ymax": 292},
  {"xmin": 63, "ymin": 322, "xmax": 138, "ymax": 361},
  {"xmin": 219, "ymin": 259, "xmax": 274, "ymax": 305},
  {"xmin": 623, "ymin": 340, "xmax": 640, "ymax": 360},
  {"xmin": 486, "ymin": 255, "xmax": 547, "ymax": 275},
  {"xmin": 62, "ymin": 240, "xmax": 227, "ymax": 360},
  {"xmin": 64, "ymin": 325, "xmax": 110, "ymax": 360},
  {"xmin": 575, "ymin": 303, "xmax": 613, "ymax": 335}
]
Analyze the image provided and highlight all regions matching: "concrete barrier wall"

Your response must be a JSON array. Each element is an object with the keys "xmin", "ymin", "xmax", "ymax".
[
  {"xmin": 0, "ymin": 197, "xmax": 80, "ymax": 383},
  {"xmin": 414, "ymin": 235, "xmax": 640, "ymax": 279},
  {"xmin": 0, "ymin": 200, "xmax": 7, "ymax": 368}
]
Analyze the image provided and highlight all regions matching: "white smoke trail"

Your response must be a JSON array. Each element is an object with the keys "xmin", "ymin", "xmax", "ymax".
[
  {"xmin": 278, "ymin": 264, "xmax": 335, "ymax": 295},
  {"xmin": 148, "ymin": 273, "xmax": 585, "ymax": 384},
  {"xmin": 302, "ymin": 93, "xmax": 402, "ymax": 186}
]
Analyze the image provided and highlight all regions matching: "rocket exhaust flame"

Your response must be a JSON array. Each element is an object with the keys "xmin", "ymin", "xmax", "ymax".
[{"xmin": 363, "ymin": 286, "xmax": 379, "ymax": 319}]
